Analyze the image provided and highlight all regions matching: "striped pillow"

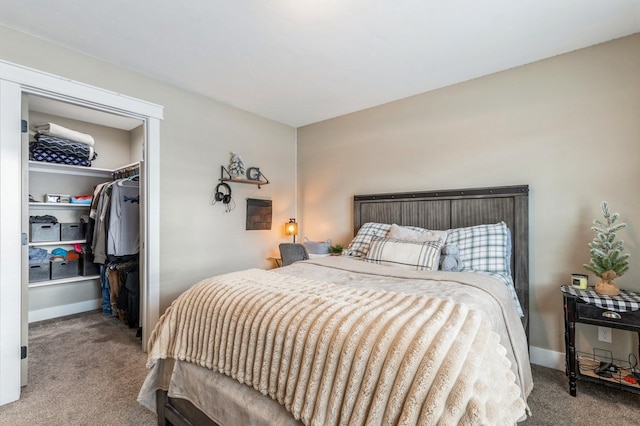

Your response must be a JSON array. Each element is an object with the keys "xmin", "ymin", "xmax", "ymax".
[
  {"xmin": 344, "ymin": 222, "xmax": 436, "ymax": 258},
  {"xmin": 364, "ymin": 236, "xmax": 443, "ymax": 271}
]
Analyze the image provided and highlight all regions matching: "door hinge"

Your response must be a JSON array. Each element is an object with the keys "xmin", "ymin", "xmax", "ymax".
[
  {"xmin": 21, "ymin": 120, "xmax": 27, "ymax": 133},
  {"xmin": 22, "ymin": 233, "xmax": 28, "ymax": 246},
  {"xmin": 21, "ymin": 346, "xmax": 27, "ymax": 359}
]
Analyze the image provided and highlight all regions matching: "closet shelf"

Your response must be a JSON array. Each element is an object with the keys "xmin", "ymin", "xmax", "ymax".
[
  {"xmin": 28, "ymin": 275, "xmax": 100, "ymax": 288},
  {"xmin": 29, "ymin": 160, "xmax": 141, "ymax": 179},
  {"xmin": 29, "ymin": 202, "xmax": 90, "ymax": 209},
  {"xmin": 28, "ymin": 239, "xmax": 86, "ymax": 247},
  {"xmin": 29, "ymin": 161, "xmax": 112, "ymax": 178}
]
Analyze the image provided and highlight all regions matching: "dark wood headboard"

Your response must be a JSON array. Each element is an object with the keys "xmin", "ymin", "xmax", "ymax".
[{"xmin": 353, "ymin": 185, "xmax": 529, "ymax": 339}]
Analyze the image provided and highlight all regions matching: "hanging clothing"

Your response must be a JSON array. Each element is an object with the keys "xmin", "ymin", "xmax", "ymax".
[
  {"xmin": 92, "ymin": 182, "xmax": 113, "ymax": 265},
  {"xmin": 107, "ymin": 179, "xmax": 140, "ymax": 257},
  {"xmin": 99, "ymin": 265, "xmax": 112, "ymax": 316},
  {"xmin": 106, "ymin": 257, "xmax": 139, "ymax": 327},
  {"xmin": 90, "ymin": 175, "xmax": 141, "ymax": 331}
]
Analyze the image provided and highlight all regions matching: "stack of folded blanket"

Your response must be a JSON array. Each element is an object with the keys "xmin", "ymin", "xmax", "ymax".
[{"xmin": 30, "ymin": 122, "xmax": 98, "ymax": 167}]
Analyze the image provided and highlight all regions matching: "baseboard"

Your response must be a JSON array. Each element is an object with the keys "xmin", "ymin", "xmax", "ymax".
[
  {"xmin": 29, "ymin": 299, "xmax": 102, "ymax": 323},
  {"xmin": 530, "ymin": 345, "xmax": 565, "ymax": 371}
]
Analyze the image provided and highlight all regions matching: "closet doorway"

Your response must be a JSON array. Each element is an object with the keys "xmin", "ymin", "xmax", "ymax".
[{"xmin": 0, "ymin": 60, "xmax": 162, "ymax": 406}]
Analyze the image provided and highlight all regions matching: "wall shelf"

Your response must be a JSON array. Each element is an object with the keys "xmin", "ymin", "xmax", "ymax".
[{"xmin": 219, "ymin": 166, "xmax": 269, "ymax": 188}]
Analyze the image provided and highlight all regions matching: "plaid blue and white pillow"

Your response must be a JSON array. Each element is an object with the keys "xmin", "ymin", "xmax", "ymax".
[
  {"xmin": 344, "ymin": 222, "xmax": 392, "ymax": 257},
  {"xmin": 345, "ymin": 222, "xmax": 438, "ymax": 258},
  {"xmin": 364, "ymin": 236, "xmax": 443, "ymax": 271},
  {"xmin": 446, "ymin": 222, "xmax": 509, "ymax": 276}
]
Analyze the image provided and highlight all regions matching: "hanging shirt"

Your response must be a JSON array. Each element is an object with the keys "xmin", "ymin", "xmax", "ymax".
[
  {"xmin": 107, "ymin": 179, "xmax": 140, "ymax": 256},
  {"xmin": 92, "ymin": 182, "xmax": 113, "ymax": 264}
]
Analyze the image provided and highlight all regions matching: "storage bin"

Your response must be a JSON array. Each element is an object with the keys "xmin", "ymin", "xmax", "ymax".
[
  {"xmin": 79, "ymin": 253, "xmax": 100, "ymax": 276},
  {"xmin": 50, "ymin": 259, "xmax": 79, "ymax": 280},
  {"xmin": 60, "ymin": 223, "xmax": 85, "ymax": 241},
  {"xmin": 30, "ymin": 223, "xmax": 61, "ymax": 242},
  {"xmin": 44, "ymin": 193, "xmax": 71, "ymax": 203},
  {"xmin": 28, "ymin": 260, "xmax": 50, "ymax": 282}
]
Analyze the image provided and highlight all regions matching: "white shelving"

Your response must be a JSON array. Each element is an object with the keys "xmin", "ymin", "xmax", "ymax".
[
  {"xmin": 28, "ymin": 275, "xmax": 100, "ymax": 289},
  {"xmin": 28, "ymin": 239, "xmax": 86, "ymax": 247},
  {"xmin": 28, "ymin": 160, "xmax": 102, "ymax": 287},
  {"xmin": 28, "ymin": 160, "xmax": 112, "ymax": 178},
  {"xmin": 29, "ymin": 202, "xmax": 91, "ymax": 210},
  {"xmin": 28, "ymin": 160, "xmax": 139, "ymax": 289}
]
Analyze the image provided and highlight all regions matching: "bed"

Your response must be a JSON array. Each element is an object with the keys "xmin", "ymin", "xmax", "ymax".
[{"xmin": 138, "ymin": 185, "xmax": 532, "ymax": 425}]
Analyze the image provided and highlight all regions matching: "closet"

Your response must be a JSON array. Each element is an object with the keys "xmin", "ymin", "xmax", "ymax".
[
  {"xmin": 0, "ymin": 60, "xmax": 162, "ymax": 405},
  {"xmin": 25, "ymin": 95, "xmax": 144, "ymax": 331}
]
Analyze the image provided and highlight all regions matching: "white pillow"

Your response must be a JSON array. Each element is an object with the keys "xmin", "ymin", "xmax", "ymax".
[
  {"xmin": 388, "ymin": 223, "xmax": 447, "ymax": 242},
  {"xmin": 345, "ymin": 222, "xmax": 446, "ymax": 258},
  {"xmin": 364, "ymin": 236, "xmax": 443, "ymax": 271},
  {"xmin": 387, "ymin": 224, "xmax": 447, "ymax": 267}
]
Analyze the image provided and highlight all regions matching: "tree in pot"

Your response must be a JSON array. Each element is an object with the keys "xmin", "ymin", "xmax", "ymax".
[{"xmin": 583, "ymin": 201, "xmax": 630, "ymax": 296}]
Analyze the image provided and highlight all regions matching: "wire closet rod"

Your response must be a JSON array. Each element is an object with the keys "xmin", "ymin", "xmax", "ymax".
[{"xmin": 112, "ymin": 161, "xmax": 140, "ymax": 180}]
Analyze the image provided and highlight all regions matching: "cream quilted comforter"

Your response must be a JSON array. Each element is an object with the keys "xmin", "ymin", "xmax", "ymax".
[{"xmin": 146, "ymin": 260, "xmax": 529, "ymax": 425}]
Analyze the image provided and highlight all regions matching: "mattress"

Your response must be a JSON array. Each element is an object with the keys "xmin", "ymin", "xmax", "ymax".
[{"xmin": 139, "ymin": 256, "xmax": 532, "ymax": 424}]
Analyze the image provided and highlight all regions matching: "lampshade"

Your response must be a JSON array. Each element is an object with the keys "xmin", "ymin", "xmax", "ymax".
[{"xmin": 285, "ymin": 218, "xmax": 298, "ymax": 242}]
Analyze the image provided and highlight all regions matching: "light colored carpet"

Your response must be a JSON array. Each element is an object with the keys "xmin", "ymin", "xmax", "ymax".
[
  {"xmin": 522, "ymin": 358, "xmax": 640, "ymax": 425},
  {"xmin": 0, "ymin": 311, "xmax": 156, "ymax": 426},
  {"xmin": 0, "ymin": 310, "xmax": 638, "ymax": 425}
]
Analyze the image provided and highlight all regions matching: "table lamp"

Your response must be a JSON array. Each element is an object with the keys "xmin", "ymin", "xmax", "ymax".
[{"xmin": 285, "ymin": 218, "xmax": 298, "ymax": 243}]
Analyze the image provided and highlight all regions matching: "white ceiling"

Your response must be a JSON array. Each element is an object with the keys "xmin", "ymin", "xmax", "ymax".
[{"xmin": 1, "ymin": 1, "xmax": 639, "ymax": 127}]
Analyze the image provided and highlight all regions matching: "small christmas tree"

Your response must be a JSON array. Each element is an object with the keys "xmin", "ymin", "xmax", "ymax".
[
  {"xmin": 583, "ymin": 201, "xmax": 629, "ymax": 295},
  {"xmin": 228, "ymin": 152, "xmax": 245, "ymax": 178}
]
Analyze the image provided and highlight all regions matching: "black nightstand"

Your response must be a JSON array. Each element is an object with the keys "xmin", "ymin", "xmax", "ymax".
[{"xmin": 562, "ymin": 286, "xmax": 640, "ymax": 396}]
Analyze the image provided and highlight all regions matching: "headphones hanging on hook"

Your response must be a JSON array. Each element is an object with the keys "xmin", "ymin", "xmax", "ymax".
[{"xmin": 214, "ymin": 182, "xmax": 232, "ymax": 204}]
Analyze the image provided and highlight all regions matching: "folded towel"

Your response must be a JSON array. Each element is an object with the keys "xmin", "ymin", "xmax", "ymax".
[
  {"xmin": 29, "ymin": 215, "xmax": 58, "ymax": 224},
  {"xmin": 33, "ymin": 122, "xmax": 95, "ymax": 146},
  {"xmin": 29, "ymin": 247, "xmax": 49, "ymax": 261},
  {"xmin": 51, "ymin": 248, "xmax": 68, "ymax": 258},
  {"xmin": 70, "ymin": 195, "xmax": 93, "ymax": 204},
  {"xmin": 65, "ymin": 250, "xmax": 80, "ymax": 261}
]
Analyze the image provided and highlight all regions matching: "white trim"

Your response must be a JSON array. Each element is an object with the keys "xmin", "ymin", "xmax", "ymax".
[
  {"xmin": 141, "ymin": 118, "xmax": 161, "ymax": 351},
  {"xmin": 0, "ymin": 60, "xmax": 163, "ymax": 120},
  {"xmin": 28, "ymin": 299, "xmax": 102, "ymax": 323},
  {"xmin": 0, "ymin": 80, "xmax": 23, "ymax": 405},
  {"xmin": 530, "ymin": 345, "xmax": 565, "ymax": 371},
  {"xmin": 0, "ymin": 59, "xmax": 163, "ymax": 406}
]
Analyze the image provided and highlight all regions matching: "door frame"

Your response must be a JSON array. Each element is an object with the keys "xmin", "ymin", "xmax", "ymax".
[{"xmin": 0, "ymin": 60, "xmax": 163, "ymax": 405}]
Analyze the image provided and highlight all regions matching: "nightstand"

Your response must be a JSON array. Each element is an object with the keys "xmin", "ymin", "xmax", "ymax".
[
  {"xmin": 267, "ymin": 257, "xmax": 282, "ymax": 267},
  {"xmin": 562, "ymin": 285, "xmax": 640, "ymax": 396}
]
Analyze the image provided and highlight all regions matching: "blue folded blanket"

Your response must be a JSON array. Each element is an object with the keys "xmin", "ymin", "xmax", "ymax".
[{"xmin": 33, "ymin": 133, "xmax": 97, "ymax": 161}]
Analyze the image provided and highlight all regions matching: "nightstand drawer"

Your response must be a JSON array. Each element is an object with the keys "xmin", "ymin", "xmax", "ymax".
[{"xmin": 576, "ymin": 303, "xmax": 640, "ymax": 329}]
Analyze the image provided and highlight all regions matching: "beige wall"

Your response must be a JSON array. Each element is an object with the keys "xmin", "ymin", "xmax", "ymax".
[
  {"xmin": 297, "ymin": 34, "xmax": 640, "ymax": 359},
  {"xmin": 3, "ymin": 22, "xmax": 638, "ymax": 360},
  {"xmin": 0, "ymin": 25, "xmax": 297, "ymax": 311}
]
